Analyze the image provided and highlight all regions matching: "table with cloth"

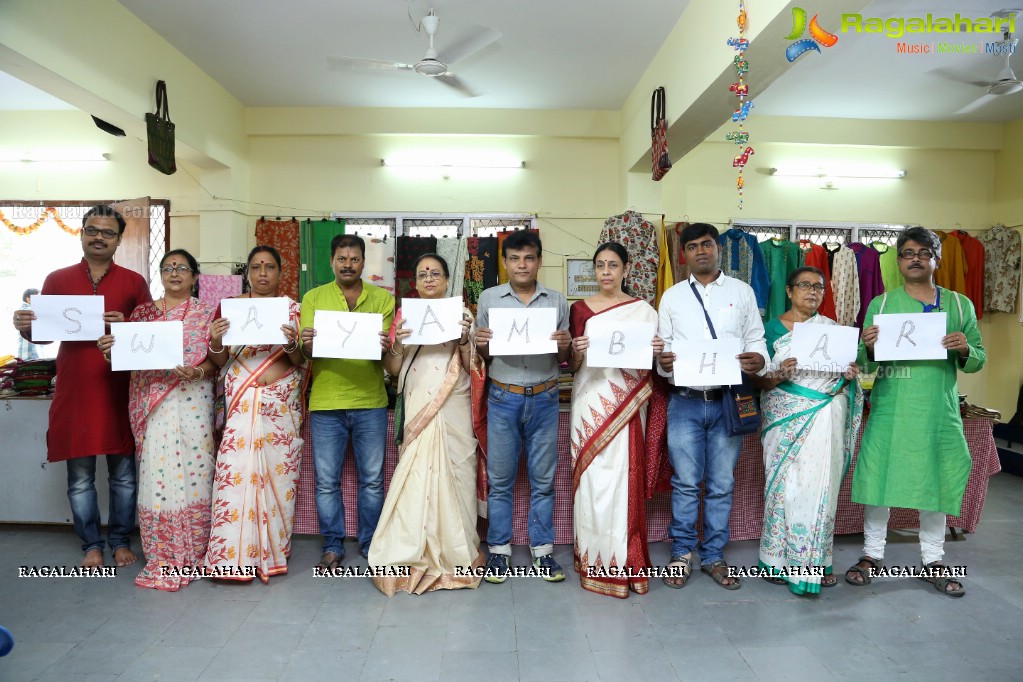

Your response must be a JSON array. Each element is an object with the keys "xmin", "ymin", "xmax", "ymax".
[{"xmin": 292, "ymin": 413, "xmax": 1000, "ymax": 543}]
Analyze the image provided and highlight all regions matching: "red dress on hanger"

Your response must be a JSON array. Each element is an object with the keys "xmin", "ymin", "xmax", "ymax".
[{"xmin": 799, "ymin": 241, "xmax": 837, "ymax": 320}]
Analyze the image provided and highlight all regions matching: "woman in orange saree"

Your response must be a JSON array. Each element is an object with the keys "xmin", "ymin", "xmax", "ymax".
[{"xmin": 202, "ymin": 245, "xmax": 308, "ymax": 582}]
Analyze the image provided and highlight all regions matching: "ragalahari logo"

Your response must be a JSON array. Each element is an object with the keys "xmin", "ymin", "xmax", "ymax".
[{"xmin": 784, "ymin": 7, "xmax": 839, "ymax": 62}]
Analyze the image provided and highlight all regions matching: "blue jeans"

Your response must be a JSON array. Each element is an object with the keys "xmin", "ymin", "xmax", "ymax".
[
  {"xmin": 66, "ymin": 455, "xmax": 137, "ymax": 554},
  {"xmin": 310, "ymin": 408, "xmax": 387, "ymax": 556},
  {"xmin": 485, "ymin": 383, "xmax": 559, "ymax": 555},
  {"xmin": 666, "ymin": 393, "xmax": 742, "ymax": 564}
]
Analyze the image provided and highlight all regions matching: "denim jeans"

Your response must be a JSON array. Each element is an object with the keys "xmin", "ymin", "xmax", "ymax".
[
  {"xmin": 66, "ymin": 455, "xmax": 137, "ymax": 554},
  {"xmin": 666, "ymin": 393, "xmax": 742, "ymax": 564},
  {"xmin": 485, "ymin": 383, "xmax": 559, "ymax": 556},
  {"xmin": 310, "ymin": 408, "xmax": 387, "ymax": 556}
]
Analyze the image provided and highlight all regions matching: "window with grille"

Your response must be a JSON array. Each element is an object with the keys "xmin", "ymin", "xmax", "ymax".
[{"xmin": 731, "ymin": 219, "xmax": 910, "ymax": 245}]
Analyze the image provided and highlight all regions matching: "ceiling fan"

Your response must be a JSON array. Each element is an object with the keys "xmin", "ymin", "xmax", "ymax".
[
  {"xmin": 940, "ymin": 11, "xmax": 1023, "ymax": 115},
  {"xmin": 327, "ymin": 8, "xmax": 500, "ymax": 97}
]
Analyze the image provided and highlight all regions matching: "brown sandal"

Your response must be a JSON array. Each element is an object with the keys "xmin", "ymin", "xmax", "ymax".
[
  {"xmin": 701, "ymin": 560, "xmax": 741, "ymax": 590},
  {"xmin": 663, "ymin": 556, "xmax": 692, "ymax": 589}
]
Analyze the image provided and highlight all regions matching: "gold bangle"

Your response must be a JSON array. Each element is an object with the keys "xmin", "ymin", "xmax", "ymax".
[
  {"xmin": 195, "ymin": 366, "xmax": 205, "ymax": 381},
  {"xmin": 208, "ymin": 342, "xmax": 226, "ymax": 354},
  {"xmin": 388, "ymin": 343, "xmax": 401, "ymax": 356},
  {"xmin": 283, "ymin": 341, "xmax": 299, "ymax": 353}
]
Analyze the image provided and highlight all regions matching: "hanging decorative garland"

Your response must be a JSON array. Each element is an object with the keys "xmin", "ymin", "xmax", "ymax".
[
  {"xmin": 727, "ymin": 0, "xmax": 753, "ymax": 209},
  {"xmin": 0, "ymin": 207, "xmax": 81, "ymax": 236}
]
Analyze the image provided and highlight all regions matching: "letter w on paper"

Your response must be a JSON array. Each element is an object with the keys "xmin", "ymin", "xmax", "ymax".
[{"xmin": 110, "ymin": 321, "xmax": 184, "ymax": 371}]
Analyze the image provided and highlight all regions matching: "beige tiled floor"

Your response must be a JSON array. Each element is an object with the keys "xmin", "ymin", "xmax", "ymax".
[{"xmin": 1, "ymin": 473, "xmax": 1021, "ymax": 681}]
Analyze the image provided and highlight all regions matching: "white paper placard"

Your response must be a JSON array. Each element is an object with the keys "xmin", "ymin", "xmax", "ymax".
[
  {"xmin": 312, "ymin": 311, "xmax": 383, "ymax": 360},
  {"xmin": 110, "ymin": 321, "xmax": 184, "ymax": 371},
  {"xmin": 673, "ymin": 338, "xmax": 742, "ymax": 386},
  {"xmin": 791, "ymin": 322, "xmax": 859, "ymax": 373},
  {"xmin": 30, "ymin": 295, "xmax": 105, "ymax": 341},
  {"xmin": 874, "ymin": 312, "xmax": 947, "ymax": 361},
  {"xmin": 488, "ymin": 308, "xmax": 557, "ymax": 356},
  {"xmin": 401, "ymin": 297, "xmax": 463, "ymax": 345},
  {"xmin": 221, "ymin": 297, "xmax": 289, "ymax": 346},
  {"xmin": 586, "ymin": 319, "xmax": 656, "ymax": 370}
]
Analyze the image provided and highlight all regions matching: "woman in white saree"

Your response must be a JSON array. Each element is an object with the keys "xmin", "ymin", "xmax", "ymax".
[
  {"xmin": 568, "ymin": 242, "xmax": 663, "ymax": 598},
  {"xmin": 753, "ymin": 266, "xmax": 863, "ymax": 596}
]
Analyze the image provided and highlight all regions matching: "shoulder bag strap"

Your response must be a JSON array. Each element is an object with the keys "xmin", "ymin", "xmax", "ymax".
[{"xmin": 688, "ymin": 280, "xmax": 717, "ymax": 339}]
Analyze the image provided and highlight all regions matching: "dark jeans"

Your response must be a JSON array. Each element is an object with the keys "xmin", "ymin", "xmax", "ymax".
[{"xmin": 66, "ymin": 455, "xmax": 137, "ymax": 554}]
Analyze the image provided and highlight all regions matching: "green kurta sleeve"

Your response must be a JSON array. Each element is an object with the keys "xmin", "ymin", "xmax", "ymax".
[{"xmin": 952, "ymin": 291, "xmax": 986, "ymax": 373}]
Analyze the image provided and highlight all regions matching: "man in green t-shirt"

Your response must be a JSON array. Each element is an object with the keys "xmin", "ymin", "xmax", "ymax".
[{"xmin": 300, "ymin": 234, "xmax": 395, "ymax": 570}]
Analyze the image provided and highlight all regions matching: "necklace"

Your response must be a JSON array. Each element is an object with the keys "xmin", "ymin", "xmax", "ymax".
[{"xmin": 161, "ymin": 296, "xmax": 191, "ymax": 319}]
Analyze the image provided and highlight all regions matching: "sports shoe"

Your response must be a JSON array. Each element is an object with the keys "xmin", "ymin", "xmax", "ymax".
[
  {"xmin": 484, "ymin": 553, "xmax": 510, "ymax": 584},
  {"xmin": 533, "ymin": 554, "xmax": 566, "ymax": 582}
]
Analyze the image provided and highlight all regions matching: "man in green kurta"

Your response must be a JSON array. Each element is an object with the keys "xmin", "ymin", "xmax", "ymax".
[{"xmin": 845, "ymin": 227, "xmax": 985, "ymax": 598}]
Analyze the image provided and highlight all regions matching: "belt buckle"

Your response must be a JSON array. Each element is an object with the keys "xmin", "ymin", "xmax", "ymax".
[
  {"xmin": 523, "ymin": 385, "xmax": 534, "ymax": 396},
  {"xmin": 703, "ymin": 391, "xmax": 715, "ymax": 402}
]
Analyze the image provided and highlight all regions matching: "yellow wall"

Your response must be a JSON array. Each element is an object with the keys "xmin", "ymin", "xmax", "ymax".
[
  {"xmin": 248, "ymin": 132, "xmax": 621, "ymax": 291},
  {"xmin": 664, "ymin": 141, "xmax": 995, "ymax": 228}
]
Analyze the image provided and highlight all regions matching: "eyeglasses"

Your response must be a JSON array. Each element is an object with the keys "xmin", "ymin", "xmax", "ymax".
[
  {"xmin": 898, "ymin": 249, "xmax": 935, "ymax": 261},
  {"xmin": 83, "ymin": 226, "xmax": 118, "ymax": 239},
  {"xmin": 793, "ymin": 282, "xmax": 826, "ymax": 292},
  {"xmin": 160, "ymin": 265, "xmax": 193, "ymax": 275},
  {"xmin": 416, "ymin": 270, "xmax": 446, "ymax": 281}
]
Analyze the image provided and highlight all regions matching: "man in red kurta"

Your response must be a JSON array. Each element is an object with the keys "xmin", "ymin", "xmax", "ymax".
[{"xmin": 13, "ymin": 206, "xmax": 151, "ymax": 567}]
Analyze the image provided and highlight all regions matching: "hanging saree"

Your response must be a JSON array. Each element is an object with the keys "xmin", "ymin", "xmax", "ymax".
[
  {"xmin": 129, "ymin": 297, "xmax": 217, "ymax": 591},
  {"xmin": 203, "ymin": 298, "xmax": 309, "ymax": 582},
  {"xmin": 569, "ymin": 299, "xmax": 656, "ymax": 598},
  {"xmin": 758, "ymin": 314, "xmax": 863, "ymax": 595}
]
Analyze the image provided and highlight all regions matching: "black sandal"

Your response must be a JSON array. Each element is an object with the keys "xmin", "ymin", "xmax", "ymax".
[
  {"xmin": 844, "ymin": 555, "xmax": 881, "ymax": 586},
  {"xmin": 316, "ymin": 551, "xmax": 342, "ymax": 572},
  {"xmin": 918, "ymin": 562, "xmax": 965, "ymax": 598}
]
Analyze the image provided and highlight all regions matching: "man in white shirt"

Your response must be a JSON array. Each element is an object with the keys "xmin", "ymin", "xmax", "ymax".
[{"xmin": 656, "ymin": 223, "xmax": 768, "ymax": 590}]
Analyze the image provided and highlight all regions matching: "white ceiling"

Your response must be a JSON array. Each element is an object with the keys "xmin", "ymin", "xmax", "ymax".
[
  {"xmin": 117, "ymin": 0, "xmax": 692, "ymax": 109},
  {"xmin": 0, "ymin": 71, "xmax": 74, "ymax": 110},
  {"xmin": 755, "ymin": 0, "xmax": 1023, "ymax": 123},
  {"xmin": 3, "ymin": 0, "xmax": 1023, "ymax": 124}
]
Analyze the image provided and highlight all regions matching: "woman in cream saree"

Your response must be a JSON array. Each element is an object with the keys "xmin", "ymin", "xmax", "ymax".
[{"xmin": 370, "ymin": 253, "xmax": 485, "ymax": 595}]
